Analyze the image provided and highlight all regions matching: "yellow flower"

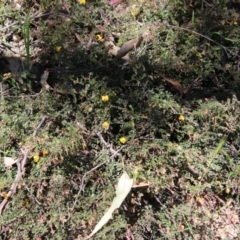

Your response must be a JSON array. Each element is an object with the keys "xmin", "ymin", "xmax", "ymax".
[
  {"xmin": 101, "ymin": 95, "xmax": 109, "ymax": 102},
  {"xmin": 3, "ymin": 72, "xmax": 11, "ymax": 78},
  {"xmin": 55, "ymin": 46, "xmax": 62, "ymax": 52},
  {"xmin": 42, "ymin": 150, "xmax": 48, "ymax": 156},
  {"xmin": 4, "ymin": 193, "xmax": 10, "ymax": 200},
  {"xmin": 23, "ymin": 200, "xmax": 29, "ymax": 206},
  {"xmin": 33, "ymin": 155, "xmax": 40, "ymax": 163},
  {"xmin": 119, "ymin": 137, "xmax": 127, "ymax": 144},
  {"xmin": 102, "ymin": 121, "xmax": 110, "ymax": 130},
  {"xmin": 178, "ymin": 115, "xmax": 185, "ymax": 121},
  {"xmin": 79, "ymin": 0, "xmax": 86, "ymax": 5},
  {"xmin": 96, "ymin": 34, "xmax": 104, "ymax": 42},
  {"xmin": 196, "ymin": 197, "xmax": 204, "ymax": 205},
  {"xmin": 40, "ymin": 150, "xmax": 48, "ymax": 157}
]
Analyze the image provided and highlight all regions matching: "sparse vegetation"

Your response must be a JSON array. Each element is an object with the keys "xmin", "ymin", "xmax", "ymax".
[{"xmin": 0, "ymin": 0, "xmax": 239, "ymax": 239}]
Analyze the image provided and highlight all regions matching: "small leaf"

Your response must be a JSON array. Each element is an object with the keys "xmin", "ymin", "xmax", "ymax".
[
  {"xmin": 74, "ymin": 32, "xmax": 83, "ymax": 43},
  {"xmin": 87, "ymin": 35, "xmax": 93, "ymax": 50},
  {"xmin": 161, "ymin": 75, "xmax": 185, "ymax": 94}
]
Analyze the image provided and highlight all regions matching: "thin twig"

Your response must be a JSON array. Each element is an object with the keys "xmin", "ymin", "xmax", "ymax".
[
  {"xmin": 4, "ymin": 91, "xmax": 43, "ymax": 99},
  {"xmin": 231, "ymin": 144, "xmax": 239, "ymax": 155},
  {"xmin": 20, "ymin": 148, "xmax": 29, "ymax": 176},
  {"xmin": 95, "ymin": 131, "xmax": 120, "ymax": 157},
  {"xmin": 80, "ymin": 143, "xmax": 125, "ymax": 193},
  {"xmin": 23, "ymin": 182, "xmax": 42, "ymax": 205},
  {"xmin": 69, "ymin": 133, "xmax": 125, "ymax": 212},
  {"xmin": 0, "ymin": 149, "xmax": 28, "ymax": 215},
  {"xmin": 0, "ymin": 116, "xmax": 46, "ymax": 215},
  {"xmin": 167, "ymin": 23, "xmax": 239, "ymax": 58},
  {"xmin": 69, "ymin": 161, "xmax": 106, "ymax": 212},
  {"xmin": 33, "ymin": 115, "xmax": 46, "ymax": 137}
]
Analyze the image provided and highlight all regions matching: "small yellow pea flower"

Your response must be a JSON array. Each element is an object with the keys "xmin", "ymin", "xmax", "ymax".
[
  {"xmin": 55, "ymin": 46, "xmax": 62, "ymax": 52},
  {"xmin": 96, "ymin": 34, "xmax": 104, "ymax": 42},
  {"xmin": 119, "ymin": 137, "xmax": 127, "ymax": 144},
  {"xmin": 102, "ymin": 121, "xmax": 110, "ymax": 130},
  {"xmin": 178, "ymin": 115, "xmax": 185, "ymax": 121},
  {"xmin": 79, "ymin": 0, "xmax": 86, "ymax": 5},
  {"xmin": 101, "ymin": 95, "xmax": 109, "ymax": 102},
  {"xmin": 33, "ymin": 155, "xmax": 40, "ymax": 163}
]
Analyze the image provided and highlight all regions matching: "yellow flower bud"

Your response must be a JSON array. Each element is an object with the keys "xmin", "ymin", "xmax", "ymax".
[
  {"xmin": 4, "ymin": 193, "xmax": 10, "ymax": 200},
  {"xmin": 102, "ymin": 121, "xmax": 110, "ymax": 130},
  {"xmin": 119, "ymin": 137, "xmax": 127, "ymax": 144},
  {"xmin": 101, "ymin": 95, "xmax": 109, "ymax": 102},
  {"xmin": 23, "ymin": 200, "xmax": 29, "ymax": 206},
  {"xmin": 96, "ymin": 34, "xmax": 103, "ymax": 42},
  {"xmin": 178, "ymin": 115, "xmax": 185, "ymax": 121},
  {"xmin": 196, "ymin": 197, "xmax": 204, "ymax": 205},
  {"xmin": 39, "ymin": 150, "xmax": 48, "ymax": 157},
  {"xmin": 79, "ymin": 0, "xmax": 86, "ymax": 5},
  {"xmin": 55, "ymin": 46, "xmax": 62, "ymax": 52},
  {"xmin": 33, "ymin": 155, "xmax": 40, "ymax": 163},
  {"xmin": 42, "ymin": 150, "xmax": 48, "ymax": 157},
  {"xmin": 3, "ymin": 72, "xmax": 11, "ymax": 78}
]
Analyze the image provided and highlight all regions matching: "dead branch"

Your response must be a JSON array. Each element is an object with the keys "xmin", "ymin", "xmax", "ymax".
[
  {"xmin": 0, "ymin": 149, "xmax": 28, "ymax": 215},
  {"xmin": 33, "ymin": 115, "xmax": 47, "ymax": 137},
  {"xmin": 95, "ymin": 131, "xmax": 121, "ymax": 157},
  {"xmin": 69, "ymin": 132, "xmax": 125, "ymax": 212},
  {"xmin": 0, "ymin": 116, "xmax": 46, "ymax": 215}
]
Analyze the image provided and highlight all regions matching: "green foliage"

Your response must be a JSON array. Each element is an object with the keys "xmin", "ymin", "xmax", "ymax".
[{"xmin": 0, "ymin": 0, "xmax": 240, "ymax": 239}]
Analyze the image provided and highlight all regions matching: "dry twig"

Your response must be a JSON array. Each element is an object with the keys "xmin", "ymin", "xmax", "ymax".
[
  {"xmin": 0, "ymin": 149, "xmax": 28, "ymax": 215},
  {"xmin": 33, "ymin": 115, "xmax": 47, "ymax": 137},
  {"xmin": 0, "ymin": 115, "xmax": 46, "ymax": 215},
  {"xmin": 95, "ymin": 131, "xmax": 121, "ymax": 157},
  {"xmin": 69, "ymin": 131, "xmax": 125, "ymax": 211}
]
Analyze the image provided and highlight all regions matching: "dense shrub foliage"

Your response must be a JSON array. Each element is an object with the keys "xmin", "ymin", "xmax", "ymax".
[{"xmin": 0, "ymin": 0, "xmax": 239, "ymax": 239}]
